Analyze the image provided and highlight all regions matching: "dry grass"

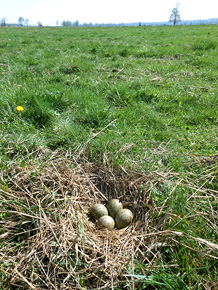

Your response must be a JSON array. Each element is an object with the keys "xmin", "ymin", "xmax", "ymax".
[{"xmin": 0, "ymin": 151, "xmax": 217, "ymax": 289}]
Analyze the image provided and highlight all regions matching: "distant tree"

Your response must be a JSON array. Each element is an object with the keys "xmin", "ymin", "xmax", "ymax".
[
  {"xmin": 73, "ymin": 20, "xmax": 79, "ymax": 26},
  {"xmin": 169, "ymin": 5, "xmax": 181, "ymax": 25},
  {"xmin": 62, "ymin": 21, "xmax": 72, "ymax": 27},
  {"xmin": 18, "ymin": 17, "xmax": 24, "ymax": 26},
  {"xmin": 25, "ymin": 19, "xmax": 29, "ymax": 26},
  {"xmin": 0, "ymin": 17, "xmax": 7, "ymax": 27},
  {"xmin": 38, "ymin": 21, "xmax": 43, "ymax": 27}
]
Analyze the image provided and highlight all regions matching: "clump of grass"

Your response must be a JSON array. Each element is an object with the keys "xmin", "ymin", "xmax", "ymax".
[{"xmin": 192, "ymin": 39, "xmax": 217, "ymax": 51}]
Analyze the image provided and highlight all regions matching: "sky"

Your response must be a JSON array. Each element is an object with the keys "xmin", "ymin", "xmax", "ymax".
[{"xmin": 1, "ymin": 0, "xmax": 218, "ymax": 26}]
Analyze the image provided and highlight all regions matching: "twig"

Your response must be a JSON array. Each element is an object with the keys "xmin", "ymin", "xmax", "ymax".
[{"xmin": 14, "ymin": 269, "xmax": 36, "ymax": 290}]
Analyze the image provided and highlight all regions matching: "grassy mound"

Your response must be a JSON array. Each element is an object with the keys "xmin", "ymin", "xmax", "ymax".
[{"xmin": 0, "ymin": 152, "xmax": 217, "ymax": 289}]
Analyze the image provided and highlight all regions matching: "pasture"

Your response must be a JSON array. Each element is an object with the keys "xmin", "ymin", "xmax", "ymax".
[{"xmin": 0, "ymin": 25, "xmax": 217, "ymax": 289}]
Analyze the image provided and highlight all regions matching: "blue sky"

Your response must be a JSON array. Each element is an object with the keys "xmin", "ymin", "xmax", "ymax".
[{"xmin": 1, "ymin": 0, "xmax": 218, "ymax": 25}]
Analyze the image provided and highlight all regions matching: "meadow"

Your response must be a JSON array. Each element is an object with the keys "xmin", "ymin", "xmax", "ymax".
[{"xmin": 0, "ymin": 25, "xmax": 217, "ymax": 289}]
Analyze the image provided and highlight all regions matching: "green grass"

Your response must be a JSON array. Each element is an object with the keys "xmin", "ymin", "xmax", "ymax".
[
  {"xmin": 0, "ymin": 25, "xmax": 217, "ymax": 165},
  {"xmin": 0, "ymin": 25, "xmax": 217, "ymax": 289}
]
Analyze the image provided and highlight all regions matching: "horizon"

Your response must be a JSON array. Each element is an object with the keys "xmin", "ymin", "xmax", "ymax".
[{"xmin": 1, "ymin": 0, "xmax": 218, "ymax": 26}]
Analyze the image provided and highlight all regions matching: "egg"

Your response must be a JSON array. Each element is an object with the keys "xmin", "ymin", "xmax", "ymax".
[
  {"xmin": 115, "ymin": 209, "xmax": 133, "ymax": 229},
  {"xmin": 97, "ymin": 215, "xmax": 115, "ymax": 231},
  {"xmin": 90, "ymin": 203, "xmax": 108, "ymax": 219},
  {"xmin": 107, "ymin": 199, "xmax": 123, "ymax": 218}
]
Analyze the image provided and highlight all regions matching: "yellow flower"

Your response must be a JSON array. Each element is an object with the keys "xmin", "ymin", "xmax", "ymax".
[{"xmin": 16, "ymin": 106, "xmax": 24, "ymax": 112}]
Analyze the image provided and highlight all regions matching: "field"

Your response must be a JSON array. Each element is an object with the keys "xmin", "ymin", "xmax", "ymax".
[{"xmin": 0, "ymin": 25, "xmax": 217, "ymax": 289}]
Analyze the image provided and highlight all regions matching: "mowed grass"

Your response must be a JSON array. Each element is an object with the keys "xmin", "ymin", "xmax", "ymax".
[{"xmin": 0, "ymin": 25, "xmax": 217, "ymax": 289}]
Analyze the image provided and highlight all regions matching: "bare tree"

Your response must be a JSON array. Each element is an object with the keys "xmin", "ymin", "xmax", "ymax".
[
  {"xmin": 25, "ymin": 19, "xmax": 29, "ymax": 26},
  {"xmin": 0, "ymin": 17, "xmax": 7, "ymax": 27},
  {"xmin": 18, "ymin": 17, "xmax": 24, "ymax": 26},
  {"xmin": 169, "ymin": 5, "xmax": 181, "ymax": 25}
]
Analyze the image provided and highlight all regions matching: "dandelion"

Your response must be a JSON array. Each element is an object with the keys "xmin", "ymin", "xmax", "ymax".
[{"xmin": 16, "ymin": 106, "xmax": 24, "ymax": 112}]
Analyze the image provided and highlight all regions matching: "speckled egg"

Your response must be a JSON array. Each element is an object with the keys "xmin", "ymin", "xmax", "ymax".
[
  {"xmin": 115, "ymin": 209, "xmax": 133, "ymax": 229},
  {"xmin": 97, "ymin": 215, "xmax": 115, "ymax": 231},
  {"xmin": 90, "ymin": 203, "xmax": 108, "ymax": 219},
  {"xmin": 107, "ymin": 199, "xmax": 123, "ymax": 218}
]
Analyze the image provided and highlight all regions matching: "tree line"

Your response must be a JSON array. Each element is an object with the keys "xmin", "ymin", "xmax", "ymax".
[{"xmin": 1, "ymin": 5, "xmax": 182, "ymax": 27}]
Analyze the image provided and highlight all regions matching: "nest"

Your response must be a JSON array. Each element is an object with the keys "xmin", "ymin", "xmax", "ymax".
[{"xmin": 1, "ymin": 152, "xmax": 217, "ymax": 289}]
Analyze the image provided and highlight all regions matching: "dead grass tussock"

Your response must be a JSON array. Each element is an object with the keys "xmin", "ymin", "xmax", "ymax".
[{"xmin": 0, "ymin": 151, "xmax": 217, "ymax": 289}]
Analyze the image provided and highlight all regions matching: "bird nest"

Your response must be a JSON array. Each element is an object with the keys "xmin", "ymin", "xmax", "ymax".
[{"xmin": 0, "ymin": 154, "xmax": 179, "ymax": 289}]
